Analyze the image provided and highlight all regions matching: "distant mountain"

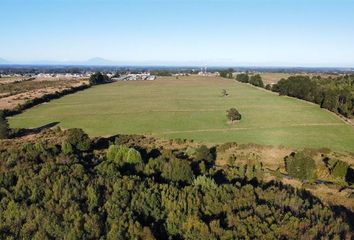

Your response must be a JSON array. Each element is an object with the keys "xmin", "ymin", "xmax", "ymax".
[{"xmin": 0, "ymin": 58, "xmax": 10, "ymax": 64}]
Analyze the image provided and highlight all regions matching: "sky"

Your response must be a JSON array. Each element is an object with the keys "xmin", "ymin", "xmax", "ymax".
[{"xmin": 1, "ymin": 0, "xmax": 354, "ymax": 67}]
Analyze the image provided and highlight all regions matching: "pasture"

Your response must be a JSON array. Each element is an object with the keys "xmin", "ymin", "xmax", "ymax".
[{"xmin": 9, "ymin": 76, "xmax": 354, "ymax": 152}]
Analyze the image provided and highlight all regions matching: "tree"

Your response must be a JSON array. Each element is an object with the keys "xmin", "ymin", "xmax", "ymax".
[
  {"xmin": 285, "ymin": 152, "xmax": 317, "ymax": 182},
  {"xmin": 226, "ymin": 108, "xmax": 242, "ymax": 122},
  {"xmin": 236, "ymin": 73, "xmax": 249, "ymax": 83},
  {"xmin": 89, "ymin": 72, "xmax": 111, "ymax": 85},
  {"xmin": 126, "ymin": 148, "xmax": 143, "ymax": 164},
  {"xmin": 0, "ymin": 110, "xmax": 9, "ymax": 139},
  {"xmin": 66, "ymin": 128, "xmax": 91, "ymax": 151},
  {"xmin": 249, "ymin": 74, "xmax": 264, "ymax": 88},
  {"xmin": 162, "ymin": 158, "xmax": 194, "ymax": 184},
  {"xmin": 194, "ymin": 145, "xmax": 214, "ymax": 163}
]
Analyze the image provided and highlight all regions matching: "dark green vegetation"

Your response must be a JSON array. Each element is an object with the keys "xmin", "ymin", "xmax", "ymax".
[
  {"xmin": 226, "ymin": 108, "xmax": 242, "ymax": 122},
  {"xmin": 285, "ymin": 151, "xmax": 317, "ymax": 182},
  {"xmin": 272, "ymin": 75, "xmax": 354, "ymax": 118},
  {"xmin": 235, "ymin": 73, "xmax": 265, "ymax": 88},
  {"xmin": 89, "ymin": 72, "xmax": 111, "ymax": 85},
  {"xmin": 0, "ymin": 129, "xmax": 352, "ymax": 239},
  {"xmin": 0, "ymin": 111, "xmax": 9, "ymax": 139}
]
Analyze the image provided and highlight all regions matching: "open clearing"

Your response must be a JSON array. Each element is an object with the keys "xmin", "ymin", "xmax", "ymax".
[{"xmin": 9, "ymin": 76, "xmax": 354, "ymax": 152}]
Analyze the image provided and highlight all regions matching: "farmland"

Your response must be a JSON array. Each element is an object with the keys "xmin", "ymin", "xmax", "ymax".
[{"xmin": 9, "ymin": 76, "xmax": 354, "ymax": 152}]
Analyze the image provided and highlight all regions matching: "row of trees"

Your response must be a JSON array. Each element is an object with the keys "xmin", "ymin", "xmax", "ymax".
[
  {"xmin": 236, "ymin": 73, "xmax": 265, "ymax": 88},
  {"xmin": 271, "ymin": 75, "xmax": 354, "ymax": 118},
  {"xmin": 0, "ymin": 128, "xmax": 351, "ymax": 239}
]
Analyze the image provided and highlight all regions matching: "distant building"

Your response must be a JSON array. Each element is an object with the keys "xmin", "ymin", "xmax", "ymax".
[{"xmin": 112, "ymin": 73, "xmax": 156, "ymax": 81}]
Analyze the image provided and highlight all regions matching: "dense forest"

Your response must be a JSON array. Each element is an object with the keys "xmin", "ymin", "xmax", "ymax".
[
  {"xmin": 0, "ymin": 128, "xmax": 352, "ymax": 239},
  {"xmin": 271, "ymin": 75, "xmax": 354, "ymax": 118}
]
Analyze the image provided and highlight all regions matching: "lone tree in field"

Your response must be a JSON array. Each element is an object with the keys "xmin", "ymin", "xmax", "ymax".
[
  {"xmin": 226, "ymin": 108, "xmax": 242, "ymax": 123},
  {"xmin": 0, "ymin": 111, "xmax": 9, "ymax": 139}
]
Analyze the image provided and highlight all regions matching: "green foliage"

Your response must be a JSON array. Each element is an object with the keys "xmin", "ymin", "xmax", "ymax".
[
  {"xmin": 126, "ymin": 148, "xmax": 143, "ymax": 164},
  {"xmin": 0, "ymin": 110, "xmax": 9, "ymax": 139},
  {"xmin": 162, "ymin": 158, "xmax": 194, "ymax": 184},
  {"xmin": 285, "ymin": 151, "xmax": 317, "ymax": 182},
  {"xmin": 272, "ymin": 75, "xmax": 354, "ymax": 118},
  {"xmin": 226, "ymin": 108, "xmax": 242, "ymax": 122},
  {"xmin": 193, "ymin": 175, "xmax": 217, "ymax": 192},
  {"xmin": 219, "ymin": 68, "xmax": 233, "ymax": 78},
  {"xmin": 185, "ymin": 146, "xmax": 196, "ymax": 157},
  {"xmin": 61, "ymin": 140, "xmax": 73, "ymax": 155},
  {"xmin": 89, "ymin": 72, "xmax": 111, "ymax": 85},
  {"xmin": 326, "ymin": 158, "xmax": 349, "ymax": 182},
  {"xmin": 249, "ymin": 74, "xmax": 264, "ymax": 88},
  {"xmin": 236, "ymin": 73, "xmax": 249, "ymax": 83},
  {"xmin": 194, "ymin": 145, "xmax": 214, "ymax": 163},
  {"xmin": 106, "ymin": 144, "xmax": 142, "ymax": 165},
  {"xmin": 0, "ymin": 130, "xmax": 351, "ymax": 239},
  {"xmin": 66, "ymin": 128, "xmax": 91, "ymax": 151}
]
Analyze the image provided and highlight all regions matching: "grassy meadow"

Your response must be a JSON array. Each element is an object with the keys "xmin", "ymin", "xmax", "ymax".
[{"xmin": 9, "ymin": 76, "xmax": 354, "ymax": 152}]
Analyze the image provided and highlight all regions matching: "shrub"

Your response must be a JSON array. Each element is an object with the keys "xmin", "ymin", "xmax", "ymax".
[
  {"xmin": 0, "ymin": 110, "xmax": 9, "ymax": 139},
  {"xmin": 226, "ymin": 108, "xmax": 242, "ymax": 122},
  {"xmin": 249, "ymin": 74, "xmax": 264, "ymax": 88},
  {"xmin": 126, "ymin": 148, "xmax": 143, "ymax": 164},
  {"xmin": 285, "ymin": 152, "xmax": 317, "ymax": 182},
  {"xmin": 194, "ymin": 145, "xmax": 214, "ymax": 163},
  {"xmin": 107, "ymin": 144, "xmax": 142, "ymax": 165},
  {"xmin": 236, "ymin": 73, "xmax": 249, "ymax": 83},
  {"xmin": 162, "ymin": 158, "xmax": 194, "ymax": 184},
  {"xmin": 61, "ymin": 141, "xmax": 73, "ymax": 155},
  {"xmin": 327, "ymin": 158, "xmax": 349, "ymax": 182},
  {"xmin": 66, "ymin": 128, "xmax": 91, "ymax": 151}
]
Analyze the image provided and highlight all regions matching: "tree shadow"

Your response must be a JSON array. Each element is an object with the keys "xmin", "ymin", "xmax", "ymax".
[{"xmin": 13, "ymin": 121, "xmax": 60, "ymax": 137}]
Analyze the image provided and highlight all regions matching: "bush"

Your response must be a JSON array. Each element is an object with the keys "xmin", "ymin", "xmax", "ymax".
[
  {"xmin": 194, "ymin": 145, "xmax": 214, "ymax": 163},
  {"xmin": 61, "ymin": 141, "xmax": 73, "ymax": 155},
  {"xmin": 0, "ymin": 110, "xmax": 9, "ymax": 139},
  {"xmin": 249, "ymin": 74, "xmax": 264, "ymax": 88},
  {"xmin": 66, "ymin": 128, "xmax": 91, "ymax": 151},
  {"xmin": 226, "ymin": 108, "xmax": 242, "ymax": 122},
  {"xmin": 327, "ymin": 158, "xmax": 349, "ymax": 182},
  {"xmin": 285, "ymin": 152, "xmax": 317, "ymax": 182},
  {"xmin": 107, "ymin": 144, "xmax": 142, "ymax": 165},
  {"xmin": 162, "ymin": 158, "xmax": 194, "ymax": 184},
  {"xmin": 236, "ymin": 73, "xmax": 249, "ymax": 83},
  {"xmin": 126, "ymin": 148, "xmax": 143, "ymax": 164}
]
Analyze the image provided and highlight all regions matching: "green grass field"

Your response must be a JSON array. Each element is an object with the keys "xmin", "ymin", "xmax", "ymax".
[{"xmin": 9, "ymin": 76, "xmax": 354, "ymax": 152}]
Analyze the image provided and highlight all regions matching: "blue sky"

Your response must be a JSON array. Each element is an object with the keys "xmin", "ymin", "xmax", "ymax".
[{"xmin": 1, "ymin": 0, "xmax": 354, "ymax": 66}]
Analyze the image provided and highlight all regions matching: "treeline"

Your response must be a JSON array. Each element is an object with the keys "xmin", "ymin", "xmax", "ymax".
[
  {"xmin": 271, "ymin": 75, "xmax": 354, "ymax": 118},
  {"xmin": 0, "ymin": 128, "xmax": 352, "ymax": 239},
  {"xmin": 236, "ymin": 73, "xmax": 265, "ymax": 88},
  {"xmin": 226, "ymin": 72, "xmax": 265, "ymax": 88}
]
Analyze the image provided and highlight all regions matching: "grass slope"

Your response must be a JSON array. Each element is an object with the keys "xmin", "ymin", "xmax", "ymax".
[{"xmin": 9, "ymin": 76, "xmax": 354, "ymax": 152}]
